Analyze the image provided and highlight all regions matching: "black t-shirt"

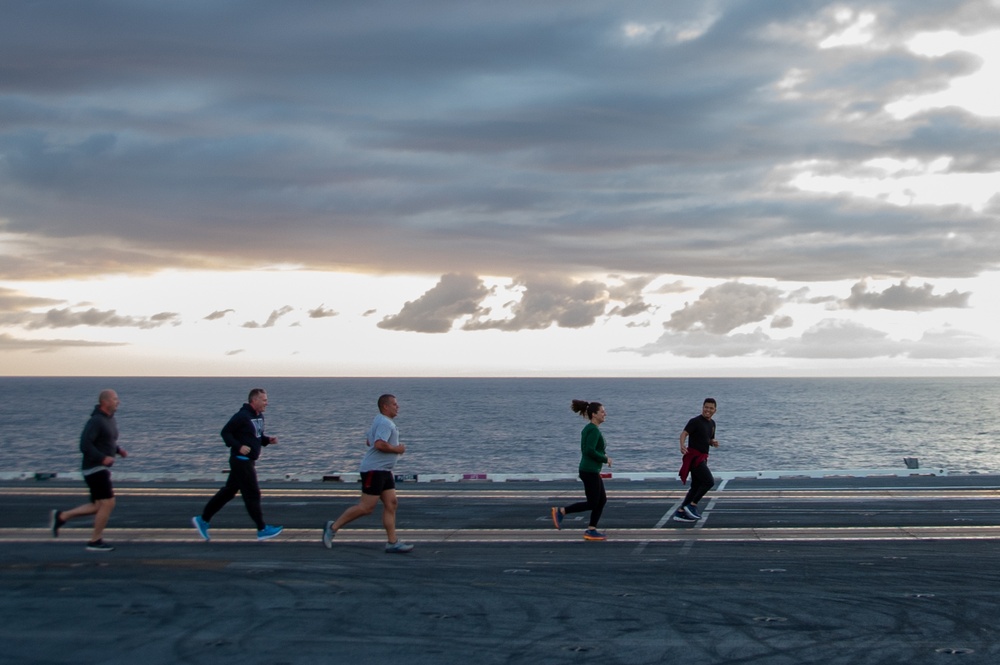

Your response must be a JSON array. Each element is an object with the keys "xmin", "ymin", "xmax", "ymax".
[{"xmin": 684, "ymin": 415, "xmax": 716, "ymax": 454}]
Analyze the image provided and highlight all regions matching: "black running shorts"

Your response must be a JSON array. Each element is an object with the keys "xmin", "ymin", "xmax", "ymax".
[
  {"xmin": 360, "ymin": 470, "xmax": 396, "ymax": 496},
  {"xmin": 84, "ymin": 469, "xmax": 114, "ymax": 501}
]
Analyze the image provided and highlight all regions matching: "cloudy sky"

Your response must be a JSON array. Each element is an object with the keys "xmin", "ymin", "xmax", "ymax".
[{"xmin": 2, "ymin": 0, "xmax": 999, "ymax": 377}]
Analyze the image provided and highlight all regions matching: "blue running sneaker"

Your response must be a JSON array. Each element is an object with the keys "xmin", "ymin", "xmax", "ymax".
[
  {"xmin": 257, "ymin": 525, "xmax": 283, "ymax": 541},
  {"xmin": 583, "ymin": 528, "xmax": 607, "ymax": 541},
  {"xmin": 673, "ymin": 510, "xmax": 697, "ymax": 523},
  {"xmin": 551, "ymin": 507, "xmax": 564, "ymax": 530},
  {"xmin": 683, "ymin": 504, "xmax": 702, "ymax": 520},
  {"xmin": 385, "ymin": 540, "xmax": 414, "ymax": 553},
  {"xmin": 86, "ymin": 539, "xmax": 114, "ymax": 552},
  {"xmin": 192, "ymin": 515, "xmax": 210, "ymax": 541},
  {"xmin": 322, "ymin": 520, "xmax": 336, "ymax": 549}
]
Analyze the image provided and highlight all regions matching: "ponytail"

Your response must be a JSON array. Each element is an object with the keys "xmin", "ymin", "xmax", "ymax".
[{"xmin": 571, "ymin": 399, "xmax": 603, "ymax": 419}]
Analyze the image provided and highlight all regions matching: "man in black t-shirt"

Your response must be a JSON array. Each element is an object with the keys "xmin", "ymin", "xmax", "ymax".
[{"xmin": 674, "ymin": 398, "xmax": 719, "ymax": 522}]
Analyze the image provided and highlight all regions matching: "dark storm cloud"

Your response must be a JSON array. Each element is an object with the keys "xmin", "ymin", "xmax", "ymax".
[{"xmin": 0, "ymin": 1, "xmax": 997, "ymax": 281}]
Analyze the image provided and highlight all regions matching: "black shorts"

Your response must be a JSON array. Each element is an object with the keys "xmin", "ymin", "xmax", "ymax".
[
  {"xmin": 84, "ymin": 469, "xmax": 114, "ymax": 501},
  {"xmin": 360, "ymin": 470, "xmax": 396, "ymax": 496}
]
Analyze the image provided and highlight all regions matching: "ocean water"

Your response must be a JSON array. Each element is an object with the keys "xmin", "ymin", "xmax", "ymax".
[{"xmin": 1, "ymin": 377, "xmax": 999, "ymax": 476}]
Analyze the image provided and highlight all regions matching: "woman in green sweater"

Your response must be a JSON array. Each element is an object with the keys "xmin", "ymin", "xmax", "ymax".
[{"xmin": 551, "ymin": 399, "xmax": 613, "ymax": 540}]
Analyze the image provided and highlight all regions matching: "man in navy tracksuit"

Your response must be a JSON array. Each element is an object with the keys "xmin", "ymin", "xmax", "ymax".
[{"xmin": 192, "ymin": 388, "xmax": 283, "ymax": 541}]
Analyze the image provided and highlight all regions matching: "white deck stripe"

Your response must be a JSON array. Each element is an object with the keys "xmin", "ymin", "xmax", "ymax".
[{"xmin": 7, "ymin": 525, "xmax": 1000, "ymax": 544}]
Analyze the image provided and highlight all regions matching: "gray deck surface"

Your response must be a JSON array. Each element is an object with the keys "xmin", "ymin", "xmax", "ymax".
[{"xmin": 3, "ymin": 474, "xmax": 1000, "ymax": 664}]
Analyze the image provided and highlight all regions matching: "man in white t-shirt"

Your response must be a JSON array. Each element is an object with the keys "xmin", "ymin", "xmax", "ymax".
[{"xmin": 322, "ymin": 394, "xmax": 414, "ymax": 553}]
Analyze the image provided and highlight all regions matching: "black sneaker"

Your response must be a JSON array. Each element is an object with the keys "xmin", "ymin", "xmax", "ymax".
[
  {"xmin": 86, "ymin": 539, "xmax": 114, "ymax": 552},
  {"xmin": 50, "ymin": 509, "xmax": 66, "ymax": 537},
  {"xmin": 672, "ymin": 509, "xmax": 697, "ymax": 523}
]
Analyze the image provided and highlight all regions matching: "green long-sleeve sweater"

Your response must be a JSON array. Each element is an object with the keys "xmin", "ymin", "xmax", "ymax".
[{"xmin": 578, "ymin": 422, "xmax": 608, "ymax": 473}]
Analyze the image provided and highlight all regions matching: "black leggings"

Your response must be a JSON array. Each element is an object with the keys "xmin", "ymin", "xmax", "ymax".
[
  {"xmin": 683, "ymin": 460, "xmax": 714, "ymax": 507},
  {"xmin": 202, "ymin": 458, "xmax": 266, "ymax": 530},
  {"xmin": 564, "ymin": 471, "xmax": 607, "ymax": 528}
]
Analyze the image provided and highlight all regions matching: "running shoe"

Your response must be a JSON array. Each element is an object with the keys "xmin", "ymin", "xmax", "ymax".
[
  {"xmin": 322, "ymin": 520, "xmax": 336, "ymax": 549},
  {"xmin": 583, "ymin": 528, "xmax": 607, "ymax": 541},
  {"xmin": 192, "ymin": 515, "xmax": 211, "ymax": 541},
  {"xmin": 86, "ymin": 539, "xmax": 114, "ymax": 552},
  {"xmin": 257, "ymin": 525, "xmax": 283, "ymax": 541},
  {"xmin": 551, "ymin": 507, "xmax": 563, "ymax": 530},
  {"xmin": 672, "ymin": 509, "xmax": 697, "ymax": 522},
  {"xmin": 385, "ymin": 540, "xmax": 414, "ymax": 553},
  {"xmin": 683, "ymin": 504, "xmax": 702, "ymax": 520},
  {"xmin": 50, "ymin": 509, "xmax": 65, "ymax": 538}
]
